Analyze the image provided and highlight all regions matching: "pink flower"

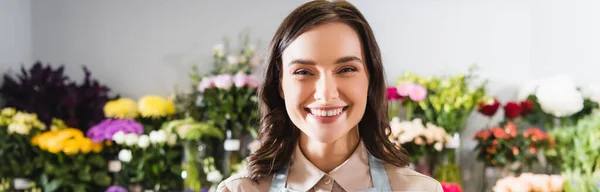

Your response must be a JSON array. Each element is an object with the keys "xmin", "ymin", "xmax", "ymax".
[
  {"xmin": 234, "ymin": 73, "xmax": 248, "ymax": 88},
  {"xmin": 441, "ymin": 182, "xmax": 462, "ymax": 192},
  {"xmin": 197, "ymin": 77, "xmax": 214, "ymax": 93},
  {"xmin": 397, "ymin": 82, "xmax": 428, "ymax": 102},
  {"xmin": 246, "ymin": 75, "xmax": 260, "ymax": 89},
  {"xmin": 387, "ymin": 87, "xmax": 402, "ymax": 101},
  {"xmin": 397, "ymin": 82, "xmax": 415, "ymax": 97},
  {"xmin": 213, "ymin": 74, "xmax": 233, "ymax": 89},
  {"xmin": 409, "ymin": 84, "xmax": 427, "ymax": 101}
]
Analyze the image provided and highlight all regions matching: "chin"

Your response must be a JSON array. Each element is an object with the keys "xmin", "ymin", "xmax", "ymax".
[{"xmin": 304, "ymin": 126, "xmax": 347, "ymax": 144}]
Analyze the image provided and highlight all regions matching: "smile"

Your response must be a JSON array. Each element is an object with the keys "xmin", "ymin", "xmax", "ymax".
[{"xmin": 304, "ymin": 106, "xmax": 349, "ymax": 124}]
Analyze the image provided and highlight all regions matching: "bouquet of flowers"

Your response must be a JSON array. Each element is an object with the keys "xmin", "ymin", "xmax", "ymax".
[
  {"xmin": 474, "ymin": 122, "xmax": 555, "ymax": 172},
  {"xmin": 492, "ymin": 173, "xmax": 565, "ymax": 192},
  {"xmin": 516, "ymin": 75, "xmax": 599, "ymax": 129},
  {"xmin": 31, "ymin": 127, "xmax": 110, "ymax": 191},
  {"xmin": 388, "ymin": 118, "xmax": 452, "ymax": 176},
  {"xmin": 396, "ymin": 66, "xmax": 487, "ymax": 134},
  {"xmin": 0, "ymin": 108, "xmax": 47, "ymax": 190}
]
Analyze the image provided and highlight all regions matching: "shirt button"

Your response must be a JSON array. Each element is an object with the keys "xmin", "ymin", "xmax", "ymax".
[{"xmin": 323, "ymin": 177, "xmax": 332, "ymax": 185}]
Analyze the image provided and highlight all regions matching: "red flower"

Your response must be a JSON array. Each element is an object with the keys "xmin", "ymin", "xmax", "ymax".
[
  {"xmin": 520, "ymin": 100, "xmax": 534, "ymax": 116},
  {"xmin": 513, "ymin": 146, "xmax": 520, "ymax": 155},
  {"xmin": 387, "ymin": 87, "xmax": 402, "ymax": 101},
  {"xmin": 504, "ymin": 102, "xmax": 522, "ymax": 119},
  {"xmin": 478, "ymin": 98, "xmax": 500, "ymax": 117},
  {"xmin": 441, "ymin": 182, "xmax": 463, "ymax": 192}
]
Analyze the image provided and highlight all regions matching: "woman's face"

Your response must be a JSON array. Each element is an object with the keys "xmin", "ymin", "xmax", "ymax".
[{"xmin": 281, "ymin": 22, "xmax": 369, "ymax": 144}]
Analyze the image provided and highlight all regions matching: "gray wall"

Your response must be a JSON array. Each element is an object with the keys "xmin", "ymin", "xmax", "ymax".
[{"xmin": 2, "ymin": 1, "xmax": 600, "ymax": 191}]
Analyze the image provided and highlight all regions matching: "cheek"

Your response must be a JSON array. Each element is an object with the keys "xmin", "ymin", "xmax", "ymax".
[{"xmin": 281, "ymin": 76, "xmax": 312, "ymax": 107}]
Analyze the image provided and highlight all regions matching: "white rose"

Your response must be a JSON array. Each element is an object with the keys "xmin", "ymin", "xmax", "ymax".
[
  {"xmin": 8, "ymin": 123, "xmax": 31, "ymax": 135},
  {"xmin": 206, "ymin": 170, "xmax": 223, "ymax": 183},
  {"xmin": 112, "ymin": 131, "xmax": 126, "ymax": 144},
  {"xmin": 536, "ymin": 75, "xmax": 584, "ymax": 117},
  {"xmin": 125, "ymin": 133, "xmax": 139, "ymax": 146},
  {"xmin": 167, "ymin": 134, "xmax": 178, "ymax": 146},
  {"xmin": 517, "ymin": 79, "xmax": 541, "ymax": 101},
  {"xmin": 118, "ymin": 149, "xmax": 132, "ymax": 163},
  {"xmin": 149, "ymin": 130, "xmax": 167, "ymax": 144},
  {"xmin": 138, "ymin": 135, "xmax": 150, "ymax": 149},
  {"xmin": 583, "ymin": 84, "xmax": 600, "ymax": 103}
]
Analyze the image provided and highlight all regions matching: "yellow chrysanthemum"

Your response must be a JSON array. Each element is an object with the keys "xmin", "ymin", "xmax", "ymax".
[
  {"xmin": 45, "ymin": 137, "xmax": 64, "ymax": 154},
  {"xmin": 80, "ymin": 139, "xmax": 93, "ymax": 154},
  {"xmin": 138, "ymin": 95, "xmax": 176, "ymax": 118},
  {"xmin": 56, "ymin": 128, "xmax": 84, "ymax": 140},
  {"xmin": 1, "ymin": 107, "xmax": 16, "ymax": 116},
  {"xmin": 62, "ymin": 139, "xmax": 80, "ymax": 155},
  {"xmin": 31, "ymin": 134, "xmax": 41, "ymax": 146},
  {"xmin": 104, "ymin": 98, "xmax": 138, "ymax": 119},
  {"xmin": 12, "ymin": 112, "xmax": 37, "ymax": 124},
  {"xmin": 91, "ymin": 142, "xmax": 103, "ymax": 153}
]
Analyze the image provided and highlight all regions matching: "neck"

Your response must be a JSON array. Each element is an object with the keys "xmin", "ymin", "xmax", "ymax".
[{"xmin": 298, "ymin": 127, "xmax": 360, "ymax": 173}]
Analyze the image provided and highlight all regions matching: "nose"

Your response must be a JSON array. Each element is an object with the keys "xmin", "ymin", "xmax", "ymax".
[{"xmin": 314, "ymin": 73, "xmax": 339, "ymax": 102}]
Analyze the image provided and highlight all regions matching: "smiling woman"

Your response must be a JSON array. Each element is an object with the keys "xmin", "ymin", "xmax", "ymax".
[{"xmin": 217, "ymin": 0, "xmax": 443, "ymax": 191}]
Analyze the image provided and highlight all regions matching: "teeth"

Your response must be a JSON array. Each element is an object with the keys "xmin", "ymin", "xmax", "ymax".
[{"xmin": 310, "ymin": 108, "xmax": 345, "ymax": 117}]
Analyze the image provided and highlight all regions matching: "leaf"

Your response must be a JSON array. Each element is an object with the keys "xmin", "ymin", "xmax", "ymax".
[
  {"xmin": 77, "ymin": 165, "xmax": 92, "ymax": 182},
  {"xmin": 88, "ymin": 154, "xmax": 106, "ymax": 168},
  {"xmin": 92, "ymin": 172, "xmax": 111, "ymax": 187},
  {"xmin": 44, "ymin": 179, "xmax": 63, "ymax": 192}
]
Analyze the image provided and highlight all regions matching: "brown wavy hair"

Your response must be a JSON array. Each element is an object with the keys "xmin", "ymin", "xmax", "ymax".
[{"xmin": 247, "ymin": 0, "xmax": 409, "ymax": 181}]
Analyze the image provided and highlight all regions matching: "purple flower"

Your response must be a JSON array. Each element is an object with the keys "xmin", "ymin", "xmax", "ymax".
[
  {"xmin": 202, "ymin": 187, "xmax": 210, "ymax": 192},
  {"xmin": 106, "ymin": 186, "xmax": 127, "ymax": 192},
  {"xmin": 197, "ymin": 77, "xmax": 214, "ymax": 93},
  {"xmin": 234, "ymin": 73, "xmax": 248, "ymax": 88},
  {"xmin": 87, "ymin": 119, "xmax": 143, "ymax": 142}
]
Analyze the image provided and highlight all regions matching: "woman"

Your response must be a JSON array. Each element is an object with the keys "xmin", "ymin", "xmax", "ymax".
[{"xmin": 218, "ymin": 1, "xmax": 443, "ymax": 191}]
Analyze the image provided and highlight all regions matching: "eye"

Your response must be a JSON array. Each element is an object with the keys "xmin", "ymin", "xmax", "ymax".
[
  {"xmin": 293, "ymin": 69, "xmax": 312, "ymax": 76},
  {"xmin": 338, "ymin": 67, "xmax": 357, "ymax": 73}
]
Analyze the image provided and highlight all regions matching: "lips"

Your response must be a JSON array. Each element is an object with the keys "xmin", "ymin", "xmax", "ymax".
[{"xmin": 304, "ymin": 106, "xmax": 348, "ymax": 124}]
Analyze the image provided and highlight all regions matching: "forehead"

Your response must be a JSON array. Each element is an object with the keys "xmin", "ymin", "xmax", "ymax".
[{"xmin": 282, "ymin": 22, "xmax": 364, "ymax": 64}]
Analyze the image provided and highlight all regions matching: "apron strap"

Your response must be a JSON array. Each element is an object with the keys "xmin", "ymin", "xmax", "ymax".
[
  {"xmin": 269, "ymin": 165, "xmax": 290, "ymax": 192},
  {"xmin": 367, "ymin": 151, "xmax": 393, "ymax": 191}
]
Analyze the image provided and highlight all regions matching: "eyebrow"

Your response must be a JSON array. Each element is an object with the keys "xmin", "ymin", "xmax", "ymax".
[{"xmin": 288, "ymin": 56, "xmax": 363, "ymax": 66}]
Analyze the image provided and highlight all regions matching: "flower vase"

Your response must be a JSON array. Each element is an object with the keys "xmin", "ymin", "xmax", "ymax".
[
  {"xmin": 434, "ymin": 132, "xmax": 462, "ymax": 185},
  {"xmin": 183, "ymin": 140, "xmax": 209, "ymax": 191},
  {"xmin": 222, "ymin": 130, "xmax": 242, "ymax": 178}
]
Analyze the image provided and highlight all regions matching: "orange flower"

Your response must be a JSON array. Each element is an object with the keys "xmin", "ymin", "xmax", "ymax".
[
  {"xmin": 513, "ymin": 146, "xmax": 520, "ymax": 155},
  {"xmin": 492, "ymin": 127, "xmax": 506, "ymax": 139},
  {"xmin": 504, "ymin": 122, "xmax": 518, "ymax": 138},
  {"xmin": 529, "ymin": 145, "xmax": 537, "ymax": 154},
  {"xmin": 92, "ymin": 142, "xmax": 103, "ymax": 153}
]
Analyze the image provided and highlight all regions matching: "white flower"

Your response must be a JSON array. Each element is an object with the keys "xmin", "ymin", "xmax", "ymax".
[
  {"xmin": 517, "ymin": 79, "xmax": 541, "ymax": 101},
  {"xmin": 149, "ymin": 130, "xmax": 168, "ymax": 144},
  {"xmin": 206, "ymin": 170, "xmax": 223, "ymax": 183},
  {"xmin": 1, "ymin": 108, "xmax": 16, "ymax": 116},
  {"xmin": 414, "ymin": 137, "xmax": 425, "ymax": 145},
  {"xmin": 536, "ymin": 75, "xmax": 583, "ymax": 117},
  {"xmin": 112, "ymin": 131, "xmax": 126, "ymax": 144},
  {"xmin": 125, "ymin": 133, "xmax": 139, "ymax": 146},
  {"xmin": 583, "ymin": 84, "xmax": 600, "ymax": 103},
  {"xmin": 226, "ymin": 55, "xmax": 239, "ymax": 65},
  {"xmin": 138, "ymin": 135, "xmax": 150, "ymax": 149},
  {"xmin": 12, "ymin": 112, "xmax": 36, "ymax": 124},
  {"xmin": 118, "ymin": 149, "xmax": 132, "ymax": 163},
  {"xmin": 8, "ymin": 123, "xmax": 31, "ymax": 135},
  {"xmin": 434, "ymin": 142, "xmax": 444, "ymax": 151},
  {"xmin": 389, "ymin": 117, "xmax": 402, "ymax": 136},
  {"xmin": 167, "ymin": 134, "xmax": 178, "ymax": 146},
  {"xmin": 213, "ymin": 44, "xmax": 225, "ymax": 57}
]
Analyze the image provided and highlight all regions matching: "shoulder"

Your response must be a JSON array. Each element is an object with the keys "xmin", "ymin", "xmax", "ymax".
[
  {"xmin": 217, "ymin": 172, "xmax": 273, "ymax": 192},
  {"xmin": 384, "ymin": 163, "xmax": 443, "ymax": 192}
]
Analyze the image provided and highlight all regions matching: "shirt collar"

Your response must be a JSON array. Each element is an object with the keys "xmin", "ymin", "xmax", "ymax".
[{"xmin": 286, "ymin": 141, "xmax": 372, "ymax": 191}]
